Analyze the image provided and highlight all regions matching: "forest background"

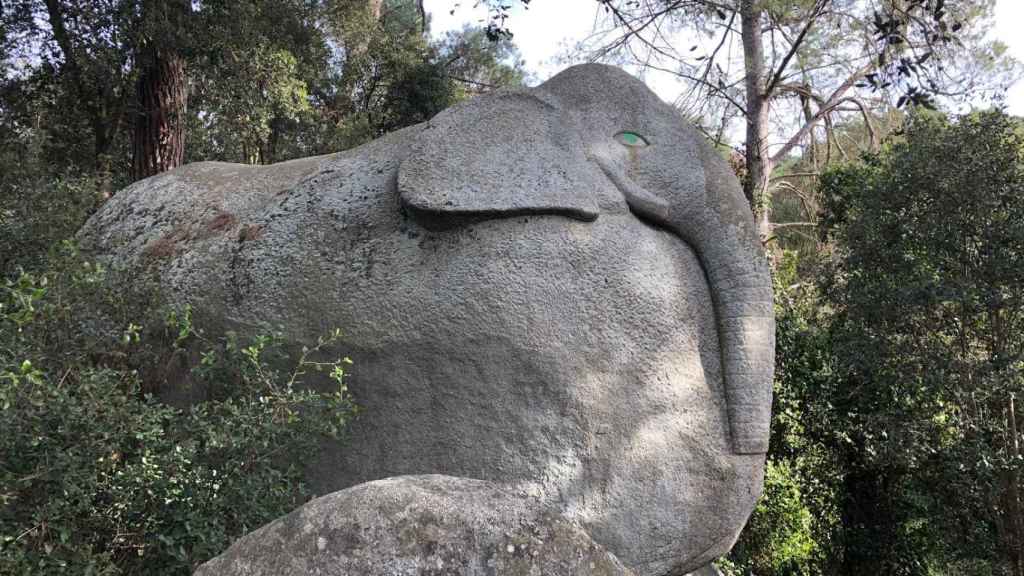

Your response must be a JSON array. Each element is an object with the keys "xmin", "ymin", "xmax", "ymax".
[{"xmin": 2, "ymin": 0, "xmax": 1024, "ymax": 575}]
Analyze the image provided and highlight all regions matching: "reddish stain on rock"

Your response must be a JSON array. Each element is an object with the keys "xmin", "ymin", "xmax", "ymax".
[
  {"xmin": 144, "ymin": 211, "xmax": 238, "ymax": 259},
  {"xmin": 143, "ymin": 225, "xmax": 191, "ymax": 259},
  {"xmin": 206, "ymin": 212, "xmax": 237, "ymax": 233},
  {"xmin": 238, "ymin": 223, "xmax": 265, "ymax": 242}
]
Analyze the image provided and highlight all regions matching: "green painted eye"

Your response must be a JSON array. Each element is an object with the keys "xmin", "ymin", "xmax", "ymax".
[{"xmin": 615, "ymin": 131, "xmax": 648, "ymax": 147}]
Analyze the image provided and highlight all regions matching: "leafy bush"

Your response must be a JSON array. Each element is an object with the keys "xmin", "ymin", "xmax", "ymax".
[
  {"xmin": 0, "ymin": 170, "xmax": 102, "ymax": 278},
  {"xmin": 722, "ymin": 460, "xmax": 819, "ymax": 576},
  {"xmin": 0, "ymin": 246, "xmax": 357, "ymax": 574},
  {"xmin": 818, "ymin": 110, "xmax": 1024, "ymax": 574}
]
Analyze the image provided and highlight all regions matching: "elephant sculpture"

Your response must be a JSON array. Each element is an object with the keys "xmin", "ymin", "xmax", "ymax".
[{"xmin": 80, "ymin": 64, "xmax": 774, "ymax": 575}]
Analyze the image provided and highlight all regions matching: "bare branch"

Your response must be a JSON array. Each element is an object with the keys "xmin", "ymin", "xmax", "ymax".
[
  {"xmin": 641, "ymin": 61, "xmax": 746, "ymax": 113},
  {"xmin": 843, "ymin": 95, "xmax": 879, "ymax": 151},
  {"xmin": 700, "ymin": 10, "xmax": 737, "ymax": 85},
  {"xmin": 764, "ymin": 0, "xmax": 828, "ymax": 97},
  {"xmin": 771, "ymin": 171, "xmax": 820, "ymax": 181},
  {"xmin": 769, "ymin": 63, "xmax": 873, "ymax": 166},
  {"xmin": 445, "ymin": 75, "xmax": 499, "ymax": 89},
  {"xmin": 601, "ymin": 1, "xmax": 681, "ymax": 62}
]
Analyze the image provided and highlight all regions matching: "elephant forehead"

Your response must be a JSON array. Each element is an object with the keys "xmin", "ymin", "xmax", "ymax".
[
  {"xmin": 539, "ymin": 64, "xmax": 710, "ymax": 193},
  {"xmin": 540, "ymin": 65, "xmax": 680, "ymax": 135}
]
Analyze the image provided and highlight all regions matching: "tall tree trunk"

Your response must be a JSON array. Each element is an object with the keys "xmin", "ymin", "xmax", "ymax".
[
  {"xmin": 131, "ymin": 0, "xmax": 190, "ymax": 182},
  {"xmin": 740, "ymin": 0, "xmax": 771, "ymax": 240},
  {"xmin": 131, "ymin": 47, "xmax": 187, "ymax": 181}
]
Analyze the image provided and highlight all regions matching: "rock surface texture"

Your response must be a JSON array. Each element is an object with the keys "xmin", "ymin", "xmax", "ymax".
[
  {"xmin": 194, "ymin": 475, "xmax": 636, "ymax": 576},
  {"xmin": 81, "ymin": 64, "xmax": 774, "ymax": 576}
]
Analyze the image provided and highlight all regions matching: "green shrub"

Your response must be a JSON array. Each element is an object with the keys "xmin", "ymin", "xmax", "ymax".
[
  {"xmin": 0, "ymin": 170, "xmax": 102, "ymax": 278},
  {"xmin": 722, "ymin": 460, "xmax": 820, "ymax": 576},
  {"xmin": 0, "ymin": 247, "xmax": 357, "ymax": 574}
]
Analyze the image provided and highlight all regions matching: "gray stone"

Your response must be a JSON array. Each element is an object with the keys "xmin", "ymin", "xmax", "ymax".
[
  {"xmin": 194, "ymin": 475, "xmax": 635, "ymax": 576},
  {"xmin": 80, "ymin": 63, "xmax": 773, "ymax": 575}
]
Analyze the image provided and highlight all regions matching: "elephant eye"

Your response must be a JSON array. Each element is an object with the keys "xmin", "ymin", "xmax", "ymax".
[{"xmin": 615, "ymin": 131, "xmax": 648, "ymax": 148}]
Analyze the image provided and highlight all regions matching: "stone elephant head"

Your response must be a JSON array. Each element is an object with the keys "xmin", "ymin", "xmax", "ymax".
[
  {"xmin": 401, "ymin": 64, "xmax": 773, "ymax": 455},
  {"xmin": 80, "ymin": 64, "xmax": 774, "ymax": 576}
]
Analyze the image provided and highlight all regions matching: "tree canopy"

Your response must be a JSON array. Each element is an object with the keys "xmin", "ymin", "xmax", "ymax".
[
  {"xmin": 0, "ymin": 0, "xmax": 525, "ymax": 193},
  {"xmin": 819, "ymin": 109, "xmax": 1024, "ymax": 574},
  {"xmin": 725, "ymin": 109, "xmax": 1024, "ymax": 576}
]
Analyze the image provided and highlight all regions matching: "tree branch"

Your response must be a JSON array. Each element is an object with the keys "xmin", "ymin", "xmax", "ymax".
[
  {"xmin": 769, "ymin": 62, "xmax": 873, "ymax": 165},
  {"xmin": 771, "ymin": 171, "xmax": 820, "ymax": 181},
  {"xmin": 700, "ymin": 10, "xmax": 737, "ymax": 85},
  {"xmin": 445, "ymin": 75, "xmax": 498, "ymax": 89},
  {"xmin": 843, "ymin": 95, "xmax": 879, "ymax": 150},
  {"xmin": 658, "ymin": 65, "xmax": 746, "ymax": 113},
  {"xmin": 600, "ymin": 0, "xmax": 685, "ymax": 63},
  {"xmin": 42, "ymin": 0, "xmax": 88, "ymax": 111},
  {"xmin": 764, "ymin": 0, "xmax": 828, "ymax": 97}
]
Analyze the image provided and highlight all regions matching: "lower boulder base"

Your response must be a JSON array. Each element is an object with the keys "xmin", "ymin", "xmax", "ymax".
[{"xmin": 194, "ymin": 475, "xmax": 635, "ymax": 576}]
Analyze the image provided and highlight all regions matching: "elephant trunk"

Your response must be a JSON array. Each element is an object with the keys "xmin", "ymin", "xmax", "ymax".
[
  {"xmin": 695, "ymin": 226, "xmax": 774, "ymax": 454},
  {"xmin": 687, "ymin": 144, "xmax": 774, "ymax": 455},
  {"xmin": 594, "ymin": 151, "xmax": 774, "ymax": 455}
]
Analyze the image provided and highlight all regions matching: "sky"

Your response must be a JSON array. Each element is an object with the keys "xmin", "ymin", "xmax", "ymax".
[
  {"xmin": 992, "ymin": 0, "xmax": 1024, "ymax": 114},
  {"xmin": 426, "ymin": 0, "xmax": 1024, "ymax": 117}
]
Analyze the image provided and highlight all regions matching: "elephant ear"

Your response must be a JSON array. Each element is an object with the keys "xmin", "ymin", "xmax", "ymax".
[{"xmin": 398, "ymin": 90, "xmax": 601, "ymax": 227}]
